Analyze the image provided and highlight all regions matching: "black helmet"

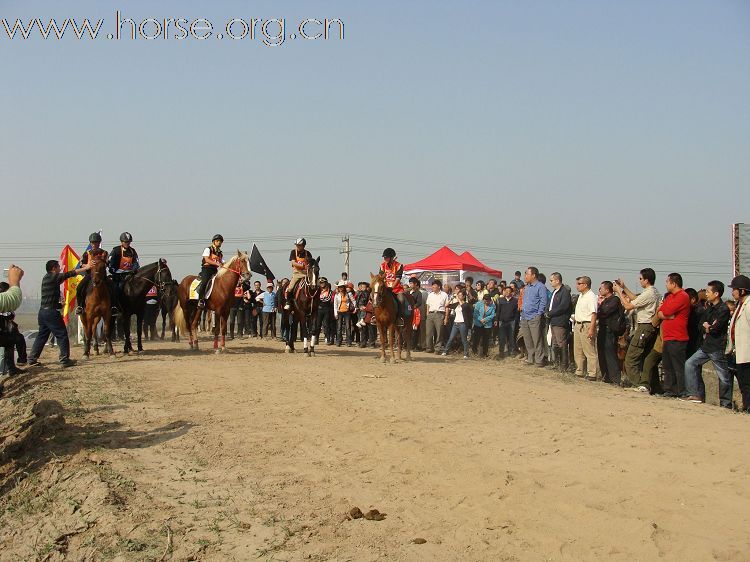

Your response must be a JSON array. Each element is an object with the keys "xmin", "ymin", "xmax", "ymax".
[
  {"xmin": 294, "ymin": 238, "xmax": 307, "ymax": 246},
  {"xmin": 212, "ymin": 234, "xmax": 224, "ymax": 242},
  {"xmin": 382, "ymin": 247, "xmax": 396, "ymax": 259},
  {"xmin": 729, "ymin": 275, "xmax": 750, "ymax": 292},
  {"xmin": 89, "ymin": 232, "xmax": 102, "ymax": 243},
  {"xmin": 119, "ymin": 232, "xmax": 133, "ymax": 243}
]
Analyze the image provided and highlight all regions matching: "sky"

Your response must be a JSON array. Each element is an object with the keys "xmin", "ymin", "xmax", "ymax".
[{"xmin": 1, "ymin": 0, "xmax": 749, "ymax": 296}]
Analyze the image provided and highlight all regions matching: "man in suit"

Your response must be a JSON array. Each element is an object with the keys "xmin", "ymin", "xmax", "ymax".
[{"xmin": 545, "ymin": 272, "xmax": 572, "ymax": 372}]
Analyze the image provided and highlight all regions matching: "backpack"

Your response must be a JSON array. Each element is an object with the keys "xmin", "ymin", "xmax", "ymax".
[{"xmin": 611, "ymin": 303, "xmax": 627, "ymax": 336}]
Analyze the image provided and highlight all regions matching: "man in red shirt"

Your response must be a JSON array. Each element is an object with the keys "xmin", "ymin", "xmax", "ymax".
[{"xmin": 657, "ymin": 272, "xmax": 690, "ymax": 397}]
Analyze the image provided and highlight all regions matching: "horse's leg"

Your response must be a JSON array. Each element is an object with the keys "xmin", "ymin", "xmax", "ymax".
[
  {"xmin": 160, "ymin": 309, "xmax": 166, "ymax": 340},
  {"xmin": 308, "ymin": 315, "xmax": 316, "ymax": 356},
  {"xmin": 92, "ymin": 314, "xmax": 100, "ymax": 355},
  {"xmin": 103, "ymin": 313, "xmax": 114, "ymax": 355},
  {"xmin": 388, "ymin": 324, "xmax": 396, "ymax": 363},
  {"xmin": 404, "ymin": 326, "xmax": 412, "ymax": 361},
  {"xmin": 122, "ymin": 314, "xmax": 131, "ymax": 354},
  {"xmin": 136, "ymin": 311, "xmax": 144, "ymax": 353},
  {"xmin": 302, "ymin": 314, "xmax": 311, "ymax": 357},
  {"xmin": 377, "ymin": 322, "xmax": 387, "ymax": 363},
  {"xmin": 82, "ymin": 317, "xmax": 91, "ymax": 358},
  {"xmin": 217, "ymin": 313, "xmax": 226, "ymax": 353}
]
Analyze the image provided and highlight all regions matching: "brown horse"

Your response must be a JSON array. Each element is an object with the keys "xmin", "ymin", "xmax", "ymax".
[
  {"xmin": 175, "ymin": 251, "xmax": 252, "ymax": 353},
  {"xmin": 370, "ymin": 273, "xmax": 413, "ymax": 363},
  {"xmin": 284, "ymin": 257, "xmax": 321, "ymax": 356},
  {"xmin": 81, "ymin": 259, "xmax": 114, "ymax": 358}
]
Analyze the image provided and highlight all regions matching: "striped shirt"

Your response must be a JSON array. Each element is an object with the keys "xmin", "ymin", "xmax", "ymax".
[{"xmin": 40, "ymin": 271, "xmax": 77, "ymax": 309}]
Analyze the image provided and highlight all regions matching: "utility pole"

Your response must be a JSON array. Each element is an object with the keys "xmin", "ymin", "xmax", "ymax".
[{"xmin": 340, "ymin": 235, "xmax": 351, "ymax": 278}]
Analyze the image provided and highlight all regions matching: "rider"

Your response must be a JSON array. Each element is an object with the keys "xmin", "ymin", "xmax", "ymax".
[
  {"xmin": 75, "ymin": 232, "xmax": 110, "ymax": 315},
  {"xmin": 107, "ymin": 232, "xmax": 140, "ymax": 314},
  {"xmin": 197, "ymin": 234, "xmax": 224, "ymax": 309},
  {"xmin": 284, "ymin": 238, "xmax": 313, "ymax": 311},
  {"xmin": 378, "ymin": 247, "xmax": 409, "ymax": 326}
]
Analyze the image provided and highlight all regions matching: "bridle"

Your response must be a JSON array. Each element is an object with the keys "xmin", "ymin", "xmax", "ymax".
[{"xmin": 371, "ymin": 277, "xmax": 384, "ymax": 308}]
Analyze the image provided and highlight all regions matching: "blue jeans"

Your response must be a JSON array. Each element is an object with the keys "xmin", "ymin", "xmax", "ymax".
[
  {"xmin": 29, "ymin": 308, "xmax": 70, "ymax": 363},
  {"xmin": 684, "ymin": 348, "xmax": 731, "ymax": 407},
  {"xmin": 444, "ymin": 322, "xmax": 469, "ymax": 356}
]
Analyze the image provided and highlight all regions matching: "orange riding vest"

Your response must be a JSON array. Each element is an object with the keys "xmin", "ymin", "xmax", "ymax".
[{"xmin": 380, "ymin": 260, "xmax": 404, "ymax": 294}]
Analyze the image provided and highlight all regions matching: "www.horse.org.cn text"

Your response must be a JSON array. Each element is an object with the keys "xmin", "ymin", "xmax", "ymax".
[{"xmin": 0, "ymin": 11, "xmax": 345, "ymax": 46}]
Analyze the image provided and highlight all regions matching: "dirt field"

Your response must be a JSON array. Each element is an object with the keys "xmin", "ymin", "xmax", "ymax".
[{"xmin": 2, "ymin": 336, "xmax": 750, "ymax": 561}]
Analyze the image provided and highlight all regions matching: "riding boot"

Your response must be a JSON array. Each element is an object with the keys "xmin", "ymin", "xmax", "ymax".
[{"xmin": 284, "ymin": 293, "xmax": 293, "ymax": 311}]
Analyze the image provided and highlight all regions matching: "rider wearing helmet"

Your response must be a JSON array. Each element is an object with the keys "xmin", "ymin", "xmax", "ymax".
[
  {"xmin": 284, "ymin": 238, "xmax": 313, "ymax": 311},
  {"xmin": 378, "ymin": 247, "xmax": 409, "ymax": 326},
  {"xmin": 196, "ymin": 234, "xmax": 225, "ymax": 309},
  {"xmin": 107, "ymin": 232, "xmax": 140, "ymax": 314},
  {"xmin": 75, "ymin": 232, "xmax": 110, "ymax": 314}
]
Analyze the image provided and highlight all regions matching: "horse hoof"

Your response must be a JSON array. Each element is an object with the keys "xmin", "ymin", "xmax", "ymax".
[
  {"xmin": 215, "ymin": 349, "xmax": 221, "ymax": 355},
  {"xmin": 284, "ymin": 346, "xmax": 291, "ymax": 354},
  {"xmin": 381, "ymin": 357, "xmax": 387, "ymax": 364}
]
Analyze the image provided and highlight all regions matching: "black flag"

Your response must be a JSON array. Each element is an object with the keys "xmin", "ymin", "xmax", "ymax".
[{"xmin": 250, "ymin": 244, "xmax": 275, "ymax": 281}]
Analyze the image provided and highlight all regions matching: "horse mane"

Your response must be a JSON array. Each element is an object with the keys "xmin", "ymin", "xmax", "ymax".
[{"xmin": 217, "ymin": 252, "xmax": 247, "ymax": 278}]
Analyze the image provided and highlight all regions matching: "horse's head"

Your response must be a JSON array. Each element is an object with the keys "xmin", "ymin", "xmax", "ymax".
[
  {"xmin": 90, "ymin": 259, "xmax": 107, "ymax": 286},
  {"xmin": 236, "ymin": 250, "xmax": 252, "ymax": 284},
  {"xmin": 306, "ymin": 256, "xmax": 321, "ymax": 286},
  {"xmin": 370, "ymin": 272, "xmax": 386, "ymax": 307}
]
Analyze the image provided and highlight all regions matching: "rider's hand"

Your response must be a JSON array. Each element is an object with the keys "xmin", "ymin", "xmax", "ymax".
[
  {"xmin": 7, "ymin": 265, "xmax": 23, "ymax": 287},
  {"xmin": 81, "ymin": 262, "xmax": 94, "ymax": 271}
]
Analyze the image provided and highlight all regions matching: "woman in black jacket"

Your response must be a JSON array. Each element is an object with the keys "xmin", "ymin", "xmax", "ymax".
[{"xmin": 596, "ymin": 281, "xmax": 625, "ymax": 385}]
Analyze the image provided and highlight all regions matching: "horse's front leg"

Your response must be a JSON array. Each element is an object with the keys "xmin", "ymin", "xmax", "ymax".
[
  {"xmin": 216, "ymin": 313, "xmax": 226, "ymax": 353},
  {"xmin": 136, "ymin": 312, "xmax": 144, "ymax": 353},
  {"xmin": 103, "ymin": 314, "xmax": 114, "ymax": 355},
  {"xmin": 82, "ymin": 320, "xmax": 91, "ymax": 358},
  {"xmin": 377, "ymin": 323, "xmax": 387, "ymax": 363},
  {"xmin": 388, "ymin": 325, "xmax": 396, "ymax": 363},
  {"xmin": 93, "ymin": 318, "xmax": 100, "ymax": 355},
  {"xmin": 122, "ymin": 315, "xmax": 132, "ymax": 354}
]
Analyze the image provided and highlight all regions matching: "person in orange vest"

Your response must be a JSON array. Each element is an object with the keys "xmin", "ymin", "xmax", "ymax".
[
  {"xmin": 284, "ymin": 238, "xmax": 313, "ymax": 311},
  {"xmin": 107, "ymin": 232, "xmax": 140, "ymax": 315},
  {"xmin": 197, "ymin": 234, "xmax": 224, "ymax": 309},
  {"xmin": 378, "ymin": 248, "xmax": 410, "ymax": 327}
]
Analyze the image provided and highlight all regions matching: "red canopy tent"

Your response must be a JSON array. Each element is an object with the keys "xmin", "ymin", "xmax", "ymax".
[
  {"xmin": 457, "ymin": 251, "xmax": 503, "ymax": 278},
  {"xmin": 403, "ymin": 246, "xmax": 502, "ymax": 284}
]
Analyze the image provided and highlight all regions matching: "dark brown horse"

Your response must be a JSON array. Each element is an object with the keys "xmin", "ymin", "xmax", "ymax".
[
  {"xmin": 175, "ymin": 251, "xmax": 251, "ymax": 353},
  {"xmin": 159, "ymin": 279, "xmax": 179, "ymax": 342},
  {"xmin": 81, "ymin": 258, "xmax": 114, "ymax": 358},
  {"xmin": 118, "ymin": 260, "xmax": 173, "ymax": 354},
  {"xmin": 370, "ymin": 273, "xmax": 413, "ymax": 363},
  {"xmin": 284, "ymin": 257, "xmax": 321, "ymax": 356}
]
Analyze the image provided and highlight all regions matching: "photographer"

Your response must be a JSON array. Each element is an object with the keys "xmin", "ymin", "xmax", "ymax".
[
  {"xmin": 27, "ymin": 259, "xmax": 92, "ymax": 368},
  {"xmin": 0, "ymin": 265, "xmax": 23, "ymax": 313}
]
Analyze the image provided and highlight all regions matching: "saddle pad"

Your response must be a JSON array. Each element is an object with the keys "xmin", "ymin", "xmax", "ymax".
[{"xmin": 189, "ymin": 277, "xmax": 216, "ymax": 301}]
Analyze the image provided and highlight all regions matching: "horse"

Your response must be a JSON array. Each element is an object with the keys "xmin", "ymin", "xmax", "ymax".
[
  {"xmin": 80, "ymin": 258, "xmax": 114, "ymax": 358},
  {"xmin": 159, "ymin": 279, "xmax": 179, "ymax": 342},
  {"xmin": 175, "ymin": 251, "xmax": 252, "ymax": 353},
  {"xmin": 370, "ymin": 273, "xmax": 413, "ymax": 364},
  {"xmin": 284, "ymin": 257, "xmax": 321, "ymax": 356},
  {"xmin": 117, "ymin": 260, "xmax": 173, "ymax": 354}
]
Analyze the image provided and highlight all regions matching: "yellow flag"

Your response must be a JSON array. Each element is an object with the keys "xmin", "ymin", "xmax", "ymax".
[{"xmin": 59, "ymin": 244, "xmax": 82, "ymax": 325}]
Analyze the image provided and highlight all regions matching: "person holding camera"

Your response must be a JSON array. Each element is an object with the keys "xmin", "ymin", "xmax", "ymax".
[
  {"xmin": 27, "ymin": 259, "xmax": 92, "ymax": 368},
  {"xmin": 0, "ymin": 265, "xmax": 24, "ymax": 313}
]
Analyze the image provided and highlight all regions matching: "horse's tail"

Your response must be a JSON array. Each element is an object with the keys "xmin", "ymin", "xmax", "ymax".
[{"xmin": 172, "ymin": 302, "xmax": 188, "ymax": 336}]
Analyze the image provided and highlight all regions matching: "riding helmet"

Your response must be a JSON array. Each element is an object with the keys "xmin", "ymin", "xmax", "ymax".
[
  {"xmin": 212, "ymin": 234, "xmax": 224, "ymax": 242},
  {"xmin": 119, "ymin": 232, "xmax": 133, "ymax": 243},
  {"xmin": 89, "ymin": 232, "xmax": 102, "ymax": 243},
  {"xmin": 729, "ymin": 275, "xmax": 750, "ymax": 292},
  {"xmin": 382, "ymin": 247, "xmax": 396, "ymax": 259},
  {"xmin": 295, "ymin": 238, "xmax": 307, "ymax": 246}
]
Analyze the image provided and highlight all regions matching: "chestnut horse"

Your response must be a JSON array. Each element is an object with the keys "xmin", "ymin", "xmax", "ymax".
[
  {"xmin": 81, "ymin": 258, "xmax": 114, "ymax": 358},
  {"xmin": 176, "ymin": 251, "xmax": 251, "ymax": 353},
  {"xmin": 370, "ymin": 273, "xmax": 413, "ymax": 363},
  {"xmin": 159, "ymin": 279, "xmax": 179, "ymax": 342},
  {"xmin": 284, "ymin": 257, "xmax": 321, "ymax": 356}
]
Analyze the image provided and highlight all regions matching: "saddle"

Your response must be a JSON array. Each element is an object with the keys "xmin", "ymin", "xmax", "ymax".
[{"xmin": 189, "ymin": 276, "xmax": 216, "ymax": 301}]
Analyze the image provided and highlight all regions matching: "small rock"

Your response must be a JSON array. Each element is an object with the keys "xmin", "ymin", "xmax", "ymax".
[
  {"xmin": 412, "ymin": 538, "xmax": 427, "ymax": 544},
  {"xmin": 363, "ymin": 509, "xmax": 386, "ymax": 521},
  {"xmin": 349, "ymin": 507, "xmax": 363, "ymax": 519}
]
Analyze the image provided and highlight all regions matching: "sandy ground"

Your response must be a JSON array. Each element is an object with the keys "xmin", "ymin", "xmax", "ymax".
[{"xmin": 1, "ymin": 335, "xmax": 750, "ymax": 562}]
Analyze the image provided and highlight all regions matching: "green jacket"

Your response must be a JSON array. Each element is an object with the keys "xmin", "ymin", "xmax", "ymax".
[{"xmin": 0, "ymin": 286, "xmax": 22, "ymax": 313}]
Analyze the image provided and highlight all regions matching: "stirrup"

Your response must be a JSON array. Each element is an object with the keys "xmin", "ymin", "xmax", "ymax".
[
  {"xmin": 75, "ymin": 306, "xmax": 83, "ymax": 315},
  {"xmin": 197, "ymin": 299, "xmax": 206, "ymax": 309},
  {"xmin": 396, "ymin": 317, "xmax": 404, "ymax": 327}
]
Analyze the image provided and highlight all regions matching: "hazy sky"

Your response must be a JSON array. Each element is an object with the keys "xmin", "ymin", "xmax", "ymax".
[{"xmin": 2, "ymin": 0, "xmax": 748, "ymax": 295}]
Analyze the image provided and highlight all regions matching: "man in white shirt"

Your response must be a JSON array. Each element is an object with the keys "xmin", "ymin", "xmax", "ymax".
[
  {"xmin": 573, "ymin": 276, "xmax": 598, "ymax": 379},
  {"xmin": 424, "ymin": 279, "xmax": 449, "ymax": 353}
]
